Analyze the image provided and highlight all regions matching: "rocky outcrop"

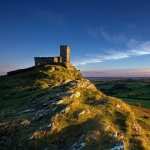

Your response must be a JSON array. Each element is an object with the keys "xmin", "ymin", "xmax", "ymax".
[{"xmin": 0, "ymin": 65, "xmax": 149, "ymax": 150}]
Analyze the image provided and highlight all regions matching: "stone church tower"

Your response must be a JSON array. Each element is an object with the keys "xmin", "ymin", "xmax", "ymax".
[{"xmin": 60, "ymin": 45, "xmax": 70, "ymax": 67}]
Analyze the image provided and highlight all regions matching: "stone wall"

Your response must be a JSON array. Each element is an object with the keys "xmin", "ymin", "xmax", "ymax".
[{"xmin": 34, "ymin": 56, "xmax": 62, "ymax": 66}]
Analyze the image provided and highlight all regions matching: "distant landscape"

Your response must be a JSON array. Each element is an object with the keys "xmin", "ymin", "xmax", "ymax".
[{"xmin": 88, "ymin": 77, "xmax": 150, "ymax": 108}]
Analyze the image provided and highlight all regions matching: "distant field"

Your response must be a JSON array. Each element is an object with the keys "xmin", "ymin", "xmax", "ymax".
[{"xmin": 88, "ymin": 77, "xmax": 150, "ymax": 108}]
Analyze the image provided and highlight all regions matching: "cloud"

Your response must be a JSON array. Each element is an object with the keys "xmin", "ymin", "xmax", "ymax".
[
  {"xmin": 75, "ymin": 40, "xmax": 150, "ymax": 66},
  {"xmin": 100, "ymin": 29, "xmax": 127, "ymax": 43},
  {"xmin": 88, "ymin": 27, "xmax": 127, "ymax": 43}
]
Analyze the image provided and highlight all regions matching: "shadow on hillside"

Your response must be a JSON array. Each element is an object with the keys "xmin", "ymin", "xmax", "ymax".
[
  {"xmin": 32, "ymin": 118, "xmax": 119, "ymax": 150},
  {"xmin": 32, "ymin": 118, "xmax": 100, "ymax": 150}
]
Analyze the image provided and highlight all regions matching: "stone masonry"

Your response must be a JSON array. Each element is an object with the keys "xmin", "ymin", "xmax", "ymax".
[{"xmin": 34, "ymin": 45, "xmax": 71, "ymax": 67}]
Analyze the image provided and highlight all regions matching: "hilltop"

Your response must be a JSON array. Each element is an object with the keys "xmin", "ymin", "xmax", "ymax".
[{"xmin": 0, "ymin": 65, "xmax": 150, "ymax": 150}]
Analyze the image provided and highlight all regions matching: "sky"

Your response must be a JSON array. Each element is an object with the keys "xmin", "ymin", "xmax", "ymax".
[{"xmin": 1, "ymin": 0, "xmax": 150, "ymax": 76}]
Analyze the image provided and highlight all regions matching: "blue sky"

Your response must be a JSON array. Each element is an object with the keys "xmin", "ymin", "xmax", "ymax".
[{"xmin": 1, "ymin": 0, "xmax": 150, "ymax": 76}]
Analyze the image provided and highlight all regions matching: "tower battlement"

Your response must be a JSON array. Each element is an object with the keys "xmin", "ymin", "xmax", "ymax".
[{"xmin": 34, "ymin": 45, "xmax": 71, "ymax": 67}]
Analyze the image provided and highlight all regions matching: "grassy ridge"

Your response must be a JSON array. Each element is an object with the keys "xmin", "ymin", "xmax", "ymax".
[
  {"xmin": 0, "ymin": 65, "xmax": 82, "ymax": 119},
  {"xmin": 0, "ymin": 66, "xmax": 149, "ymax": 149}
]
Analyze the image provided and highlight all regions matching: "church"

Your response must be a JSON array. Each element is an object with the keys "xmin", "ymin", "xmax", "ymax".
[{"xmin": 34, "ymin": 45, "xmax": 71, "ymax": 67}]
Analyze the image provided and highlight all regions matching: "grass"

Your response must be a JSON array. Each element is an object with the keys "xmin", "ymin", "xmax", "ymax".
[
  {"xmin": 0, "ymin": 65, "xmax": 82, "ymax": 119},
  {"xmin": 34, "ymin": 86, "xmax": 149, "ymax": 149},
  {"xmin": 0, "ymin": 66, "xmax": 150, "ymax": 149},
  {"xmin": 90, "ymin": 78, "xmax": 150, "ymax": 108}
]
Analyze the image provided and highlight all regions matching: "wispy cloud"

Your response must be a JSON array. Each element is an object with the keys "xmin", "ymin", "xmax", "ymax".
[
  {"xmin": 75, "ymin": 40, "xmax": 150, "ymax": 66},
  {"xmin": 88, "ymin": 27, "xmax": 127, "ymax": 43},
  {"xmin": 100, "ymin": 29, "xmax": 127, "ymax": 43}
]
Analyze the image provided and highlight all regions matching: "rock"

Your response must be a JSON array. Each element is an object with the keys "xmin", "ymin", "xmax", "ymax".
[
  {"xmin": 112, "ymin": 132, "xmax": 118, "ymax": 138},
  {"xmin": 20, "ymin": 119, "xmax": 31, "ymax": 127},
  {"xmin": 132, "ymin": 123, "xmax": 141, "ymax": 134},
  {"xmin": 80, "ymin": 142, "xmax": 86, "ymax": 147},
  {"xmin": 69, "ymin": 81, "xmax": 77, "ymax": 87},
  {"xmin": 61, "ymin": 107, "xmax": 70, "ymax": 113},
  {"xmin": 30, "ymin": 132, "xmax": 39, "ymax": 140},
  {"xmin": 79, "ymin": 110, "xmax": 91, "ymax": 117},
  {"xmin": 71, "ymin": 135, "xmax": 85, "ymax": 150},
  {"xmin": 32, "ymin": 109, "xmax": 51, "ymax": 121},
  {"xmin": 112, "ymin": 132, "xmax": 124, "ymax": 140},
  {"xmin": 73, "ymin": 91, "xmax": 81, "ymax": 98},
  {"xmin": 105, "ymin": 125, "xmax": 110, "ymax": 131},
  {"xmin": 19, "ymin": 109, "xmax": 34, "ymax": 114},
  {"xmin": 70, "ymin": 91, "xmax": 81, "ymax": 98},
  {"xmin": 71, "ymin": 141, "xmax": 86, "ymax": 150},
  {"xmin": 116, "ymin": 104, "xmax": 121, "ymax": 109},
  {"xmin": 57, "ymin": 99, "xmax": 64, "ymax": 105},
  {"xmin": 39, "ymin": 124, "xmax": 51, "ymax": 131},
  {"xmin": 47, "ymin": 123, "xmax": 51, "ymax": 128},
  {"xmin": 111, "ymin": 141, "xmax": 124, "ymax": 150},
  {"xmin": 117, "ymin": 132, "xmax": 124, "ymax": 140},
  {"xmin": 42, "ymin": 103, "xmax": 49, "ymax": 106},
  {"xmin": 51, "ymin": 66, "xmax": 55, "ymax": 71},
  {"xmin": 64, "ymin": 79, "xmax": 72, "ymax": 84},
  {"xmin": 66, "ymin": 107, "xmax": 71, "ymax": 113},
  {"xmin": 79, "ymin": 110, "xmax": 86, "ymax": 116}
]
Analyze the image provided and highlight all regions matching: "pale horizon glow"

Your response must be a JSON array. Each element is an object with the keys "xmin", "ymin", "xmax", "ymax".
[
  {"xmin": 82, "ymin": 68, "xmax": 150, "ymax": 77},
  {"xmin": 1, "ymin": 66, "xmax": 150, "ymax": 78}
]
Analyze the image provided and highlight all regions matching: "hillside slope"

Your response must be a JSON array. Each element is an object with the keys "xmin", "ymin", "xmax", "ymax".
[{"xmin": 0, "ymin": 65, "xmax": 150, "ymax": 150}]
